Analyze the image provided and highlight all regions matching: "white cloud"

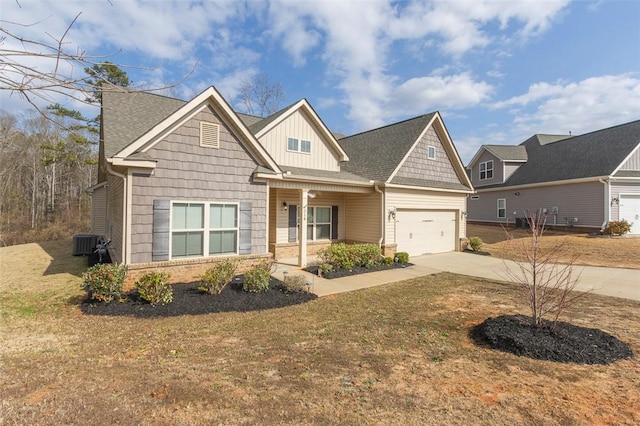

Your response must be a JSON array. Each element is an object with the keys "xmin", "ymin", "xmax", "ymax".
[{"xmin": 494, "ymin": 74, "xmax": 640, "ymax": 136}]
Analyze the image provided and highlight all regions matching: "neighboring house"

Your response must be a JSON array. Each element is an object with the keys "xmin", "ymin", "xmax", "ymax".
[
  {"xmin": 91, "ymin": 86, "xmax": 473, "ymax": 282},
  {"xmin": 466, "ymin": 120, "xmax": 640, "ymax": 234}
]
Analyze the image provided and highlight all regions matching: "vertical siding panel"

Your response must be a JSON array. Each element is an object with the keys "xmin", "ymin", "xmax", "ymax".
[
  {"xmin": 619, "ymin": 147, "xmax": 640, "ymax": 170},
  {"xmin": 345, "ymin": 193, "xmax": 381, "ymax": 243}
]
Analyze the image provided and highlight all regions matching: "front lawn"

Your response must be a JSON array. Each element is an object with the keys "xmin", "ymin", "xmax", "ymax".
[{"xmin": 1, "ymin": 240, "xmax": 638, "ymax": 425}]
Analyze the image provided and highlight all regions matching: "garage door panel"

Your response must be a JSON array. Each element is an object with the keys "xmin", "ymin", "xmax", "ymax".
[
  {"xmin": 619, "ymin": 195, "xmax": 640, "ymax": 234},
  {"xmin": 396, "ymin": 210, "xmax": 456, "ymax": 256}
]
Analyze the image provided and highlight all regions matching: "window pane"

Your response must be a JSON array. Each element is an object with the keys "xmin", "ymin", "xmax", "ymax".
[
  {"xmin": 221, "ymin": 205, "xmax": 237, "ymax": 228},
  {"xmin": 307, "ymin": 207, "xmax": 314, "ymax": 223},
  {"xmin": 210, "ymin": 230, "xmax": 238, "ymax": 254},
  {"xmin": 480, "ymin": 163, "xmax": 486, "ymax": 171},
  {"xmin": 186, "ymin": 232, "xmax": 203, "ymax": 256},
  {"xmin": 288, "ymin": 138, "xmax": 298, "ymax": 151},
  {"xmin": 221, "ymin": 230, "xmax": 237, "ymax": 253},
  {"xmin": 210, "ymin": 204, "xmax": 222, "ymax": 228},
  {"xmin": 316, "ymin": 207, "xmax": 331, "ymax": 223},
  {"xmin": 172, "ymin": 203, "xmax": 187, "ymax": 229},
  {"xmin": 307, "ymin": 224, "xmax": 314, "ymax": 241},
  {"xmin": 301, "ymin": 140, "xmax": 311, "ymax": 153},
  {"xmin": 172, "ymin": 232, "xmax": 187, "ymax": 257},
  {"xmin": 428, "ymin": 146, "xmax": 435, "ymax": 159},
  {"xmin": 316, "ymin": 224, "xmax": 330, "ymax": 240},
  {"xmin": 487, "ymin": 170, "xmax": 493, "ymax": 179},
  {"xmin": 186, "ymin": 204, "xmax": 203, "ymax": 229}
]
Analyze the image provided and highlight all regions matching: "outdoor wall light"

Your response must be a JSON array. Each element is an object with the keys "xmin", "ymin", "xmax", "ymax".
[
  {"xmin": 611, "ymin": 197, "xmax": 619, "ymax": 205},
  {"xmin": 282, "ymin": 202, "xmax": 288, "ymax": 210},
  {"xmin": 514, "ymin": 191, "xmax": 521, "ymax": 196}
]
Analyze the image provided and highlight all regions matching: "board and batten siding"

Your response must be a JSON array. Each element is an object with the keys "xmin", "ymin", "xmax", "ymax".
[
  {"xmin": 106, "ymin": 174, "xmax": 124, "ymax": 263},
  {"xmin": 384, "ymin": 188, "xmax": 467, "ymax": 245},
  {"xmin": 468, "ymin": 181, "xmax": 605, "ymax": 227},
  {"xmin": 610, "ymin": 182, "xmax": 640, "ymax": 221},
  {"xmin": 344, "ymin": 193, "xmax": 382, "ymax": 244},
  {"xmin": 272, "ymin": 188, "xmax": 346, "ymax": 244},
  {"xmin": 257, "ymin": 109, "xmax": 341, "ymax": 172},
  {"xmin": 129, "ymin": 106, "xmax": 267, "ymax": 264},
  {"xmin": 395, "ymin": 127, "xmax": 461, "ymax": 185},
  {"xmin": 619, "ymin": 146, "xmax": 640, "ymax": 170},
  {"xmin": 469, "ymin": 150, "xmax": 502, "ymax": 187}
]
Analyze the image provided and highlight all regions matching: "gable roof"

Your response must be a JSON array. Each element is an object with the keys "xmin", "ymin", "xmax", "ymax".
[
  {"xmin": 102, "ymin": 87, "xmax": 281, "ymax": 174},
  {"xmin": 339, "ymin": 112, "xmax": 472, "ymax": 190},
  {"xmin": 250, "ymin": 99, "xmax": 349, "ymax": 162},
  {"xmin": 477, "ymin": 120, "xmax": 640, "ymax": 188},
  {"xmin": 483, "ymin": 145, "xmax": 528, "ymax": 161}
]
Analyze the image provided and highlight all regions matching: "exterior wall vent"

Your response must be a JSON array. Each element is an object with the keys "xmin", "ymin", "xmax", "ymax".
[{"xmin": 200, "ymin": 122, "xmax": 220, "ymax": 148}]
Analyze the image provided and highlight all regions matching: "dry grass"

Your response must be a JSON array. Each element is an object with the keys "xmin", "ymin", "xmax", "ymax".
[
  {"xmin": 468, "ymin": 224, "xmax": 640, "ymax": 269},
  {"xmin": 1, "ymin": 240, "xmax": 639, "ymax": 425}
]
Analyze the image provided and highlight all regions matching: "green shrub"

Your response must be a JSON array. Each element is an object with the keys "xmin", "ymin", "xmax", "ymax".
[
  {"xmin": 282, "ymin": 274, "xmax": 308, "ymax": 293},
  {"xmin": 243, "ymin": 261, "xmax": 273, "ymax": 293},
  {"xmin": 199, "ymin": 259, "xmax": 238, "ymax": 295},
  {"xmin": 603, "ymin": 220, "xmax": 632, "ymax": 236},
  {"xmin": 81, "ymin": 263, "xmax": 127, "ymax": 303},
  {"xmin": 382, "ymin": 256, "xmax": 394, "ymax": 266},
  {"xmin": 395, "ymin": 252, "xmax": 409, "ymax": 264},
  {"xmin": 468, "ymin": 236, "xmax": 483, "ymax": 251},
  {"xmin": 318, "ymin": 243, "xmax": 353, "ymax": 270},
  {"xmin": 135, "ymin": 272, "xmax": 173, "ymax": 306},
  {"xmin": 318, "ymin": 243, "xmax": 383, "ymax": 270}
]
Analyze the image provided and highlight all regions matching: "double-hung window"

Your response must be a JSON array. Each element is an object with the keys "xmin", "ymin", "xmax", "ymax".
[
  {"xmin": 427, "ymin": 145, "xmax": 436, "ymax": 159},
  {"xmin": 479, "ymin": 160, "xmax": 493, "ymax": 180},
  {"xmin": 171, "ymin": 202, "xmax": 238, "ymax": 259},
  {"xmin": 307, "ymin": 206, "xmax": 331, "ymax": 240},
  {"xmin": 497, "ymin": 199, "xmax": 506, "ymax": 219},
  {"xmin": 287, "ymin": 137, "xmax": 311, "ymax": 153}
]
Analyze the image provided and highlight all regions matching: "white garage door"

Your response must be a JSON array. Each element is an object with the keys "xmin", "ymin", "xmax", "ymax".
[
  {"xmin": 396, "ymin": 210, "xmax": 457, "ymax": 256},
  {"xmin": 619, "ymin": 194, "xmax": 640, "ymax": 234}
]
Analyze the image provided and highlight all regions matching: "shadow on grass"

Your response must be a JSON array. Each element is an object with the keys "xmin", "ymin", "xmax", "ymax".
[
  {"xmin": 79, "ymin": 278, "xmax": 318, "ymax": 318},
  {"xmin": 38, "ymin": 240, "xmax": 87, "ymax": 278}
]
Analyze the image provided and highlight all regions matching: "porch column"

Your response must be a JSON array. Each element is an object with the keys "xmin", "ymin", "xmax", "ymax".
[{"xmin": 298, "ymin": 189, "xmax": 308, "ymax": 267}]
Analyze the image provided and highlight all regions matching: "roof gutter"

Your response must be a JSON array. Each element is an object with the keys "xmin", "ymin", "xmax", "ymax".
[
  {"xmin": 599, "ymin": 177, "xmax": 610, "ymax": 231},
  {"xmin": 374, "ymin": 183, "xmax": 384, "ymax": 248}
]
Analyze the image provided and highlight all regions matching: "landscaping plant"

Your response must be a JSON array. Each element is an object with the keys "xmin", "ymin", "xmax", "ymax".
[
  {"xmin": 243, "ymin": 260, "xmax": 274, "ymax": 292},
  {"xmin": 282, "ymin": 274, "xmax": 308, "ymax": 293},
  {"xmin": 603, "ymin": 219, "xmax": 632, "ymax": 236},
  {"xmin": 81, "ymin": 263, "xmax": 127, "ymax": 303},
  {"xmin": 468, "ymin": 236, "xmax": 483, "ymax": 251},
  {"xmin": 394, "ymin": 252, "xmax": 409, "ymax": 264},
  {"xmin": 317, "ymin": 242, "xmax": 384, "ymax": 270},
  {"xmin": 135, "ymin": 272, "xmax": 173, "ymax": 306},
  {"xmin": 199, "ymin": 258, "xmax": 238, "ymax": 295}
]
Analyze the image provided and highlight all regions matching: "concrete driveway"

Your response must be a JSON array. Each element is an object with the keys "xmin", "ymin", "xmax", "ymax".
[{"xmin": 275, "ymin": 252, "xmax": 640, "ymax": 301}]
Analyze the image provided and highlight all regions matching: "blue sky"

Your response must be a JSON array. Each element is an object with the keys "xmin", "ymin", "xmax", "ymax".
[{"xmin": 2, "ymin": 0, "xmax": 639, "ymax": 163}]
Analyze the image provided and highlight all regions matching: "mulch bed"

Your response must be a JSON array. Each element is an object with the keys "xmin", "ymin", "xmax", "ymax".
[
  {"xmin": 80, "ymin": 276, "xmax": 317, "ymax": 318},
  {"xmin": 303, "ymin": 262, "xmax": 413, "ymax": 279},
  {"xmin": 469, "ymin": 314, "xmax": 633, "ymax": 365}
]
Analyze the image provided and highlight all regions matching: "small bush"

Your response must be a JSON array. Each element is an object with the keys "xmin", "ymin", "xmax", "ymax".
[
  {"xmin": 199, "ymin": 259, "xmax": 238, "ymax": 295},
  {"xmin": 282, "ymin": 274, "xmax": 308, "ymax": 293},
  {"xmin": 468, "ymin": 236, "xmax": 483, "ymax": 251},
  {"xmin": 395, "ymin": 252, "xmax": 409, "ymax": 264},
  {"xmin": 382, "ymin": 256, "xmax": 394, "ymax": 265},
  {"xmin": 135, "ymin": 272, "xmax": 173, "ymax": 306},
  {"xmin": 81, "ymin": 263, "xmax": 127, "ymax": 303},
  {"xmin": 243, "ymin": 261, "xmax": 273, "ymax": 293},
  {"xmin": 318, "ymin": 243, "xmax": 353, "ymax": 270},
  {"xmin": 603, "ymin": 220, "xmax": 632, "ymax": 236},
  {"xmin": 318, "ymin": 243, "xmax": 384, "ymax": 270}
]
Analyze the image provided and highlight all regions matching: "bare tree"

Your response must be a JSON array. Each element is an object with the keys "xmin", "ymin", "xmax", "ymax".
[
  {"xmin": 1, "ymin": 13, "xmax": 194, "ymax": 117},
  {"xmin": 503, "ymin": 209, "xmax": 587, "ymax": 329},
  {"xmin": 239, "ymin": 71, "xmax": 285, "ymax": 117}
]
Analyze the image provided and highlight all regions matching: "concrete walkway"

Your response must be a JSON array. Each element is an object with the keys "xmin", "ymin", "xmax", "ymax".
[{"xmin": 274, "ymin": 252, "xmax": 640, "ymax": 301}]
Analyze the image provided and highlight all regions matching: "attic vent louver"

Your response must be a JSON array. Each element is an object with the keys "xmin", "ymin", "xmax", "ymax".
[{"xmin": 200, "ymin": 121, "xmax": 220, "ymax": 148}]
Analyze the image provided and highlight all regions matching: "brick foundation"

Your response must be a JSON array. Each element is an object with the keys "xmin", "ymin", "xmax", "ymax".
[{"xmin": 123, "ymin": 253, "xmax": 273, "ymax": 290}]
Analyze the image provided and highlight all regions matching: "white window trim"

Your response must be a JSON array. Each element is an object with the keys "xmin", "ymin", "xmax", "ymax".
[
  {"xmin": 427, "ymin": 145, "xmax": 436, "ymax": 160},
  {"xmin": 479, "ymin": 160, "xmax": 494, "ymax": 180},
  {"xmin": 306, "ymin": 206, "xmax": 332, "ymax": 241},
  {"xmin": 287, "ymin": 137, "xmax": 311, "ymax": 154},
  {"xmin": 497, "ymin": 198, "xmax": 506, "ymax": 219},
  {"xmin": 169, "ymin": 201, "xmax": 239, "ymax": 260},
  {"xmin": 200, "ymin": 121, "xmax": 220, "ymax": 148}
]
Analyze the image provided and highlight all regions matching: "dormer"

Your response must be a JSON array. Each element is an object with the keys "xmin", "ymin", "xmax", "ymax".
[{"xmin": 467, "ymin": 145, "xmax": 528, "ymax": 187}]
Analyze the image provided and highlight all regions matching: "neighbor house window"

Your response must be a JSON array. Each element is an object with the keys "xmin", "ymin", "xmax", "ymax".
[
  {"xmin": 171, "ymin": 202, "xmax": 238, "ymax": 259},
  {"xmin": 427, "ymin": 145, "xmax": 436, "ymax": 159},
  {"xmin": 497, "ymin": 199, "xmax": 506, "ymax": 219},
  {"xmin": 480, "ymin": 160, "xmax": 494, "ymax": 180},
  {"xmin": 307, "ymin": 206, "xmax": 331, "ymax": 240},
  {"xmin": 287, "ymin": 137, "xmax": 311, "ymax": 153}
]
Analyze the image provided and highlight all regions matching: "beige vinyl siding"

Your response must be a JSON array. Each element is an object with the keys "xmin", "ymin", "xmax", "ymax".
[
  {"xmin": 504, "ymin": 162, "xmax": 523, "ymax": 181},
  {"xmin": 129, "ymin": 106, "xmax": 267, "ymax": 264},
  {"xmin": 470, "ymin": 150, "xmax": 502, "ymax": 187},
  {"xmin": 106, "ymin": 174, "xmax": 124, "ymax": 263},
  {"xmin": 344, "ymin": 193, "xmax": 382, "ymax": 243},
  {"xmin": 257, "ymin": 109, "xmax": 341, "ymax": 171},
  {"xmin": 91, "ymin": 185, "xmax": 107, "ymax": 236},
  {"xmin": 268, "ymin": 188, "xmax": 277, "ymax": 245},
  {"xmin": 272, "ymin": 188, "xmax": 346, "ymax": 244},
  {"xmin": 469, "ymin": 181, "xmax": 604, "ymax": 228},
  {"xmin": 395, "ymin": 127, "xmax": 461, "ymax": 185},
  {"xmin": 385, "ymin": 188, "xmax": 466, "ymax": 244},
  {"xmin": 611, "ymin": 182, "xmax": 640, "ymax": 221},
  {"xmin": 619, "ymin": 146, "xmax": 640, "ymax": 170}
]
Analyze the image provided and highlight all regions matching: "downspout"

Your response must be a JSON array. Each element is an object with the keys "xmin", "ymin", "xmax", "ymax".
[
  {"xmin": 107, "ymin": 162, "xmax": 127, "ymax": 264},
  {"xmin": 374, "ymin": 183, "xmax": 384, "ymax": 248},
  {"xmin": 599, "ymin": 178, "xmax": 609, "ymax": 231}
]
